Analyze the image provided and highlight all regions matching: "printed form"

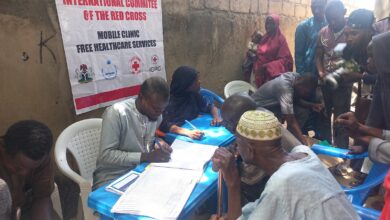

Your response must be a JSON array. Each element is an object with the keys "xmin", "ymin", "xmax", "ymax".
[{"xmin": 110, "ymin": 139, "xmax": 218, "ymax": 219}]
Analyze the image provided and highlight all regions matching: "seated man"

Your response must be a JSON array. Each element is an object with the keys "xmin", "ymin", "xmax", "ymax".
[
  {"xmin": 93, "ymin": 77, "xmax": 172, "ymax": 189},
  {"xmin": 221, "ymin": 94, "xmax": 301, "ymax": 204},
  {"xmin": 0, "ymin": 120, "xmax": 55, "ymax": 220},
  {"xmin": 251, "ymin": 72, "xmax": 322, "ymax": 145},
  {"xmin": 212, "ymin": 110, "xmax": 359, "ymax": 219},
  {"xmin": 335, "ymin": 32, "xmax": 390, "ymax": 164},
  {"xmin": 336, "ymin": 112, "xmax": 390, "ymax": 164}
]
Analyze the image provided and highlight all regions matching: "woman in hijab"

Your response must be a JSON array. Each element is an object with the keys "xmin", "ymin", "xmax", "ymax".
[
  {"xmin": 252, "ymin": 14, "xmax": 293, "ymax": 88},
  {"xmin": 160, "ymin": 66, "xmax": 222, "ymax": 139}
]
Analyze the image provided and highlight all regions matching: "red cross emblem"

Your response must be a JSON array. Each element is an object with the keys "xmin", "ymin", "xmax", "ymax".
[
  {"xmin": 132, "ymin": 61, "xmax": 140, "ymax": 71},
  {"xmin": 130, "ymin": 56, "xmax": 141, "ymax": 74},
  {"xmin": 151, "ymin": 55, "xmax": 158, "ymax": 65}
]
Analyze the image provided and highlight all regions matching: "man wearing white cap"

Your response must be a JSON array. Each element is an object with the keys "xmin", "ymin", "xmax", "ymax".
[{"xmin": 211, "ymin": 110, "xmax": 358, "ymax": 220}]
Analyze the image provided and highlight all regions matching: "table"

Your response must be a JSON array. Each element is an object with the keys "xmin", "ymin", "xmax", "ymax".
[
  {"xmin": 88, "ymin": 114, "xmax": 234, "ymax": 219},
  {"xmin": 164, "ymin": 114, "xmax": 235, "ymax": 147}
]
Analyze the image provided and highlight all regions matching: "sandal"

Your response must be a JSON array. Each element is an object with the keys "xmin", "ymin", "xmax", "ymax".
[
  {"xmin": 349, "ymin": 179, "xmax": 364, "ymax": 187},
  {"xmin": 333, "ymin": 164, "xmax": 352, "ymax": 177},
  {"xmin": 353, "ymin": 171, "xmax": 367, "ymax": 180}
]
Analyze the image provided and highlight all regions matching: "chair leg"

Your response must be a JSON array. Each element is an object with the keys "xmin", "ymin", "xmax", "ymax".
[
  {"xmin": 51, "ymin": 182, "xmax": 63, "ymax": 219},
  {"xmin": 80, "ymin": 188, "xmax": 99, "ymax": 220}
]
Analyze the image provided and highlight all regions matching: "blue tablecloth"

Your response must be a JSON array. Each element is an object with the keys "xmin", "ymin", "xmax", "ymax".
[
  {"xmin": 88, "ymin": 114, "xmax": 235, "ymax": 219},
  {"xmin": 88, "ymin": 162, "xmax": 219, "ymax": 220},
  {"xmin": 164, "ymin": 114, "xmax": 235, "ymax": 147}
]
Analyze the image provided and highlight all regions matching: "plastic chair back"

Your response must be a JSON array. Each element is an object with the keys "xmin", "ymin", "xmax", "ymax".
[
  {"xmin": 353, "ymin": 204, "xmax": 381, "ymax": 220},
  {"xmin": 56, "ymin": 119, "xmax": 102, "ymax": 182},
  {"xmin": 311, "ymin": 144, "xmax": 390, "ymax": 206},
  {"xmin": 345, "ymin": 162, "xmax": 390, "ymax": 205},
  {"xmin": 200, "ymin": 88, "xmax": 224, "ymax": 106},
  {"xmin": 55, "ymin": 118, "xmax": 102, "ymax": 220},
  {"xmin": 224, "ymin": 80, "xmax": 256, "ymax": 98}
]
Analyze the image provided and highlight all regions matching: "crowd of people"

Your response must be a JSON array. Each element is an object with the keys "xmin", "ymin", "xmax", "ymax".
[{"xmin": 0, "ymin": 0, "xmax": 389, "ymax": 219}]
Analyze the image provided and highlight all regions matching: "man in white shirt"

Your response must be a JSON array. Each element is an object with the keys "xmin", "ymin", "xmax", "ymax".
[{"xmin": 93, "ymin": 77, "xmax": 172, "ymax": 189}]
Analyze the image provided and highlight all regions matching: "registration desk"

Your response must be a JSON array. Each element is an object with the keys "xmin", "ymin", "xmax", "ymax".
[
  {"xmin": 88, "ymin": 114, "xmax": 234, "ymax": 219},
  {"xmin": 163, "ymin": 114, "xmax": 235, "ymax": 146}
]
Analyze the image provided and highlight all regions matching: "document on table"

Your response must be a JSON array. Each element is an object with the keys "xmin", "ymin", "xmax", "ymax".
[
  {"xmin": 105, "ymin": 170, "xmax": 140, "ymax": 195},
  {"xmin": 151, "ymin": 139, "xmax": 218, "ymax": 171},
  {"xmin": 111, "ymin": 139, "xmax": 219, "ymax": 219},
  {"xmin": 111, "ymin": 166, "xmax": 203, "ymax": 219}
]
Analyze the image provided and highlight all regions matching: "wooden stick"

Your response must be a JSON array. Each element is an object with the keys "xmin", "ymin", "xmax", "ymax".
[{"xmin": 217, "ymin": 171, "xmax": 223, "ymax": 217}]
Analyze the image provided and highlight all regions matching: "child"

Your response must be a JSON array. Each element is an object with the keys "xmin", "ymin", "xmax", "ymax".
[{"xmin": 242, "ymin": 30, "xmax": 262, "ymax": 82}]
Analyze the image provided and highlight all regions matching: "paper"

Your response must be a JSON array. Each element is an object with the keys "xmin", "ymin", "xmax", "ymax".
[
  {"xmin": 111, "ymin": 139, "xmax": 218, "ymax": 219},
  {"xmin": 105, "ymin": 170, "xmax": 140, "ymax": 195},
  {"xmin": 150, "ymin": 139, "xmax": 218, "ymax": 170},
  {"xmin": 111, "ymin": 166, "xmax": 202, "ymax": 219}
]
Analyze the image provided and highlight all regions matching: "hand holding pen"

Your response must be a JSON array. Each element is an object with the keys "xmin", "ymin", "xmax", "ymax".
[
  {"xmin": 141, "ymin": 138, "xmax": 172, "ymax": 163},
  {"xmin": 154, "ymin": 138, "xmax": 173, "ymax": 154},
  {"xmin": 184, "ymin": 120, "xmax": 205, "ymax": 140}
]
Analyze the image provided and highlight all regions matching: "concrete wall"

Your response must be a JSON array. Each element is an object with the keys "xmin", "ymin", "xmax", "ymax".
[
  {"xmin": 0, "ymin": 0, "xmax": 104, "ymax": 138},
  {"xmin": 375, "ymin": 0, "xmax": 390, "ymax": 20},
  {"xmin": 0, "ymin": 0, "xmax": 370, "ymax": 218},
  {"xmin": 0, "ymin": 0, "xmax": 365, "ymax": 136},
  {"xmin": 163, "ymin": 0, "xmax": 309, "ymax": 93}
]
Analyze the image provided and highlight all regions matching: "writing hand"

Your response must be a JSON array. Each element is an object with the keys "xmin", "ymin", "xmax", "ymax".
[
  {"xmin": 142, "ymin": 148, "xmax": 171, "ymax": 163},
  {"xmin": 185, "ymin": 129, "xmax": 204, "ymax": 140},
  {"xmin": 155, "ymin": 139, "xmax": 173, "ymax": 154}
]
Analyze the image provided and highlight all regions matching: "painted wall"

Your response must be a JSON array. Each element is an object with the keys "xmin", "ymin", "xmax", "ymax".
[
  {"xmin": 0, "ymin": 0, "xmax": 366, "ymax": 136},
  {"xmin": 0, "ymin": 0, "xmax": 374, "ymax": 218},
  {"xmin": 375, "ymin": 0, "xmax": 390, "ymax": 20}
]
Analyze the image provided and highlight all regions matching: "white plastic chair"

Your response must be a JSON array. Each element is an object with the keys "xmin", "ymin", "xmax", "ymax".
[
  {"xmin": 54, "ymin": 118, "xmax": 102, "ymax": 220},
  {"xmin": 224, "ymin": 80, "xmax": 257, "ymax": 98}
]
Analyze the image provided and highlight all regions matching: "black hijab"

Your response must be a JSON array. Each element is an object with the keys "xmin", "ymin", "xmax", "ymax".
[{"xmin": 160, "ymin": 66, "xmax": 212, "ymax": 132}]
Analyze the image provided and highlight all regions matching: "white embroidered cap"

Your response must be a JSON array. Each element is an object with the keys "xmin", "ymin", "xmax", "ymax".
[{"xmin": 236, "ymin": 110, "xmax": 281, "ymax": 141}]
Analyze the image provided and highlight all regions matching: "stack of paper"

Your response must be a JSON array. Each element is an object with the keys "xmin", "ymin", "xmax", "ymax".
[{"xmin": 111, "ymin": 139, "xmax": 218, "ymax": 219}]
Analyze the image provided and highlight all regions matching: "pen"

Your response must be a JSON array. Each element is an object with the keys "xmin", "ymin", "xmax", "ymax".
[
  {"xmin": 217, "ymin": 171, "xmax": 223, "ymax": 217},
  {"xmin": 154, "ymin": 137, "xmax": 163, "ymax": 150},
  {"xmin": 184, "ymin": 120, "xmax": 198, "ymax": 130},
  {"xmin": 185, "ymin": 120, "xmax": 205, "ymax": 138}
]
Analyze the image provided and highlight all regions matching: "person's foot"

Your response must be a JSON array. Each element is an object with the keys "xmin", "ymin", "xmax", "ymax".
[
  {"xmin": 347, "ymin": 171, "xmax": 367, "ymax": 187},
  {"xmin": 333, "ymin": 163, "xmax": 353, "ymax": 177},
  {"xmin": 349, "ymin": 179, "xmax": 364, "ymax": 187},
  {"xmin": 353, "ymin": 171, "xmax": 367, "ymax": 180}
]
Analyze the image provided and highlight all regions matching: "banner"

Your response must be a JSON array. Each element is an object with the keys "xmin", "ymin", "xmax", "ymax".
[{"xmin": 55, "ymin": 0, "xmax": 166, "ymax": 114}]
